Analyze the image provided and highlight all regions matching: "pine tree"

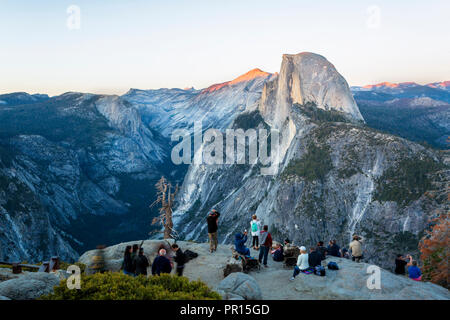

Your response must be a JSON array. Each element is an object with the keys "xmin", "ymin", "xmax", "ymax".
[{"xmin": 150, "ymin": 176, "xmax": 179, "ymax": 240}]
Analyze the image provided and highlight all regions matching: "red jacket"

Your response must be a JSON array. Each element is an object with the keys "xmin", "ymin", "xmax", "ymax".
[{"xmin": 260, "ymin": 231, "xmax": 272, "ymax": 247}]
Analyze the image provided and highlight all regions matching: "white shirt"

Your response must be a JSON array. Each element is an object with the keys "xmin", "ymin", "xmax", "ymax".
[
  {"xmin": 296, "ymin": 253, "xmax": 309, "ymax": 270},
  {"xmin": 250, "ymin": 219, "xmax": 261, "ymax": 236}
]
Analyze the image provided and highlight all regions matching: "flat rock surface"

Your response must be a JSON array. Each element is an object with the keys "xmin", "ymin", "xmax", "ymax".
[{"xmin": 79, "ymin": 240, "xmax": 450, "ymax": 300}]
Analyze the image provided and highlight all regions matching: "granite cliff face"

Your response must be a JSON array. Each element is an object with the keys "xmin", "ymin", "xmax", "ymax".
[
  {"xmin": 0, "ymin": 93, "xmax": 169, "ymax": 262},
  {"xmin": 173, "ymin": 53, "xmax": 448, "ymax": 270},
  {"xmin": 0, "ymin": 71, "xmax": 274, "ymax": 262}
]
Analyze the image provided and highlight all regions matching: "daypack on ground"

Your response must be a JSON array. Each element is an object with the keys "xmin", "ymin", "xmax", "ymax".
[
  {"xmin": 284, "ymin": 256, "xmax": 297, "ymax": 267},
  {"xmin": 314, "ymin": 265, "xmax": 326, "ymax": 276},
  {"xmin": 243, "ymin": 256, "xmax": 260, "ymax": 273},
  {"xmin": 327, "ymin": 261, "xmax": 339, "ymax": 270},
  {"xmin": 184, "ymin": 249, "xmax": 198, "ymax": 262}
]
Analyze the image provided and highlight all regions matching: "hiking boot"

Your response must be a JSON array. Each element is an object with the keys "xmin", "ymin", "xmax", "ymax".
[
  {"xmin": 290, "ymin": 277, "xmax": 295, "ymax": 281},
  {"xmin": 264, "ymin": 265, "xmax": 268, "ymax": 268}
]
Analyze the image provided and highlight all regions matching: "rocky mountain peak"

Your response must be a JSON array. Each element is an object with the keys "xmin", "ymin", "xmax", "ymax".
[
  {"xmin": 260, "ymin": 52, "xmax": 364, "ymax": 128},
  {"xmin": 201, "ymin": 68, "xmax": 272, "ymax": 93}
]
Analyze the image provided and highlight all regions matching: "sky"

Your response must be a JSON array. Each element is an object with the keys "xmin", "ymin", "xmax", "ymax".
[{"xmin": 1, "ymin": 0, "xmax": 449, "ymax": 96}]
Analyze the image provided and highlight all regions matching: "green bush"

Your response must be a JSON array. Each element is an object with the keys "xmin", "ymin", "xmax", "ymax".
[{"xmin": 40, "ymin": 272, "xmax": 221, "ymax": 300}]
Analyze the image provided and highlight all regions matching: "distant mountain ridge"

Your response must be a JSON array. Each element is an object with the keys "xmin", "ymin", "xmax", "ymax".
[{"xmin": 351, "ymin": 81, "xmax": 449, "ymax": 148}]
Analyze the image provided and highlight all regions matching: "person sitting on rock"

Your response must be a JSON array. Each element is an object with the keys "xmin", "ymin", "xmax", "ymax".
[
  {"xmin": 349, "ymin": 235, "xmax": 364, "ymax": 262},
  {"xmin": 234, "ymin": 231, "xmax": 251, "ymax": 257},
  {"xmin": 341, "ymin": 247, "xmax": 350, "ymax": 259},
  {"xmin": 327, "ymin": 240, "xmax": 341, "ymax": 257},
  {"xmin": 308, "ymin": 247, "xmax": 322, "ymax": 268},
  {"xmin": 135, "ymin": 248, "xmax": 150, "ymax": 276},
  {"xmin": 407, "ymin": 257, "xmax": 422, "ymax": 281},
  {"xmin": 290, "ymin": 246, "xmax": 310, "ymax": 280},
  {"xmin": 271, "ymin": 243, "xmax": 284, "ymax": 262},
  {"xmin": 121, "ymin": 245, "xmax": 135, "ymax": 276},
  {"xmin": 151, "ymin": 249, "xmax": 172, "ymax": 276},
  {"xmin": 316, "ymin": 241, "xmax": 327, "ymax": 260}
]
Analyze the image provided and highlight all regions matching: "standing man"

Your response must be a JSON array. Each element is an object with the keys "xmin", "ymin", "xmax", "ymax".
[
  {"xmin": 258, "ymin": 225, "xmax": 272, "ymax": 267},
  {"xmin": 349, "ymin": 235, "xmax": 364, "ymax": 262},
  {"xmin": 135, "ymin": 248, "xmax": 150, "ymax": 276},
  {"xmin": 171, "ymin": 244, "xmax": 186, "ymax": 276},
  {"xmin": 207, "ymin": 209, "xmax": 220, "ymax": 253},
  {"xmin": 395, "ymin": 254, "xmax": 408, "ymax": 275}
]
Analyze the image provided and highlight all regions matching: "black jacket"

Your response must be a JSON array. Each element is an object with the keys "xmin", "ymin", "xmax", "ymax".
[
  {"xmin": 122, "ymin": 253, "xmax": 134, "ymax": 273},
  {"xmin": 308, "ymin": 250, "xmax": 322, "ymax": 268},
  {"xmin": 327, "ymin": 244, "xmax": 341, "ymax": 257},
  {"xmin": 317, "ymin": 246, "xmax": 327, "ymax": 260},
  {"xmin": 206, "ymin": 213, "xmax": 220, "ymax": 233},
  {"xmin": 151, "ymin": 255, "xmax": 172, "ymax": 275},
  {"xmin": 135, "ymin": 254, "xmax": 150, "ymax": 276},
  {"xmin": 174, "ymin": 249, "xmax": 186, "ymax": 266}
]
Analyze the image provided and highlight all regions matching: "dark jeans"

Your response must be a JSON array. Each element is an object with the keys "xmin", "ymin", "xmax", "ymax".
[
  {"xmin": 176, "ymin": 265, "xmax": 185, "ymax": 276},
  {"xmin": 292, "ymin": 266, "xmax": 308, "ymax": 278},
  {"xmin": 252, "ymin": 236, "xmax": 259, "ymax": 247},
  {"xmin": 258, "ymin": 245, "xmax": 269, "ymax": 265}
]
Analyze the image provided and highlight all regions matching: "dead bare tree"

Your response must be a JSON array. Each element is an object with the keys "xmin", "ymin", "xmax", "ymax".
[{"xmin": 150, "ymin": 176, "xmax": 179, "ymax": 240}]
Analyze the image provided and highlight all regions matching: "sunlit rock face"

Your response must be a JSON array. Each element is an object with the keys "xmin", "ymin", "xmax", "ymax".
[
  {"xmin": 173, "ymin": 52, "xmax": 447, "ymax": 271},
  {"xmin": 259, "ymin": 52, "xmax": 364, "ymax": 127}
]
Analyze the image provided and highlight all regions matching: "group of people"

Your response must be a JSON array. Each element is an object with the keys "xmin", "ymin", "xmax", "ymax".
[
  {"xmin": 122, "ymin": 210, "xmax": 423, "ymax": 283},
  {"xmin": 121, "ymin": 243, "xmax": 187, "ymax": 277},
  {"xmin": 395, "ymin": 254, "xmax": 422, "ymax": 281},
  {"xmin": 233, "ymin": 215, "xmax": 273, "ymax": 267},
  {"xmin": 226, "ymin": 214, "xmax": 364, "ymax": 275}
]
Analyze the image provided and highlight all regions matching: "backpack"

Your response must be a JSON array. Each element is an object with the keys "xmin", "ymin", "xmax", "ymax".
[
  {"xmin": 251, "ymin": 221, "xmax": 258, "ymax": 233},
  {"xmin": 243, "ymin": 256, "xmax": 260, "ymax": 272},
  {"xmin": 314, "ymin": 265, "xmax": 326, "ymax": 276},
  {"xmin": 327, "ymin": 261, "xmax": 339, "ymax": 270},
  {"xmin": 284, "ymin": 256, "xmax": 297, "ymax": 267},
  {"xmin": 184, "ymin": 249, "xmax": 198, "ymax": 262}
]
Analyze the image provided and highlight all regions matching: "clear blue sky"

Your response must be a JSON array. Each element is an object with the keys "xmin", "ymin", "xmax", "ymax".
[{"xmin": 1, "ymin": 0, "xmax": 449, "ymax": 96}]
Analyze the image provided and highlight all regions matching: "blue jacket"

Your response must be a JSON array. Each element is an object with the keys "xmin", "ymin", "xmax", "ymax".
[
  {"xmin": 234, "ymin": 233, "xmax": 250, "ymax": 256},
  {"xmin": 408, "ymin": 265, "xmax": 421, "ymax": 279},
  {"xmin": 151, "ymin": 255, "xmax": 172, "ymax": 276}
]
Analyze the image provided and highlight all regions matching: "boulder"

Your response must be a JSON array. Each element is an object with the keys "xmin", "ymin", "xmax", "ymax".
[
  {"xmin": 0, "ymin": 272, "xmax": 60, "ymax": 300},
  {"xmin": 79, "ymin": 240, "xmax": 171, "ymax": 272},
  {"xmin": 216, "ymin": 272, "xmax": 262, "ymax": 300}
]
